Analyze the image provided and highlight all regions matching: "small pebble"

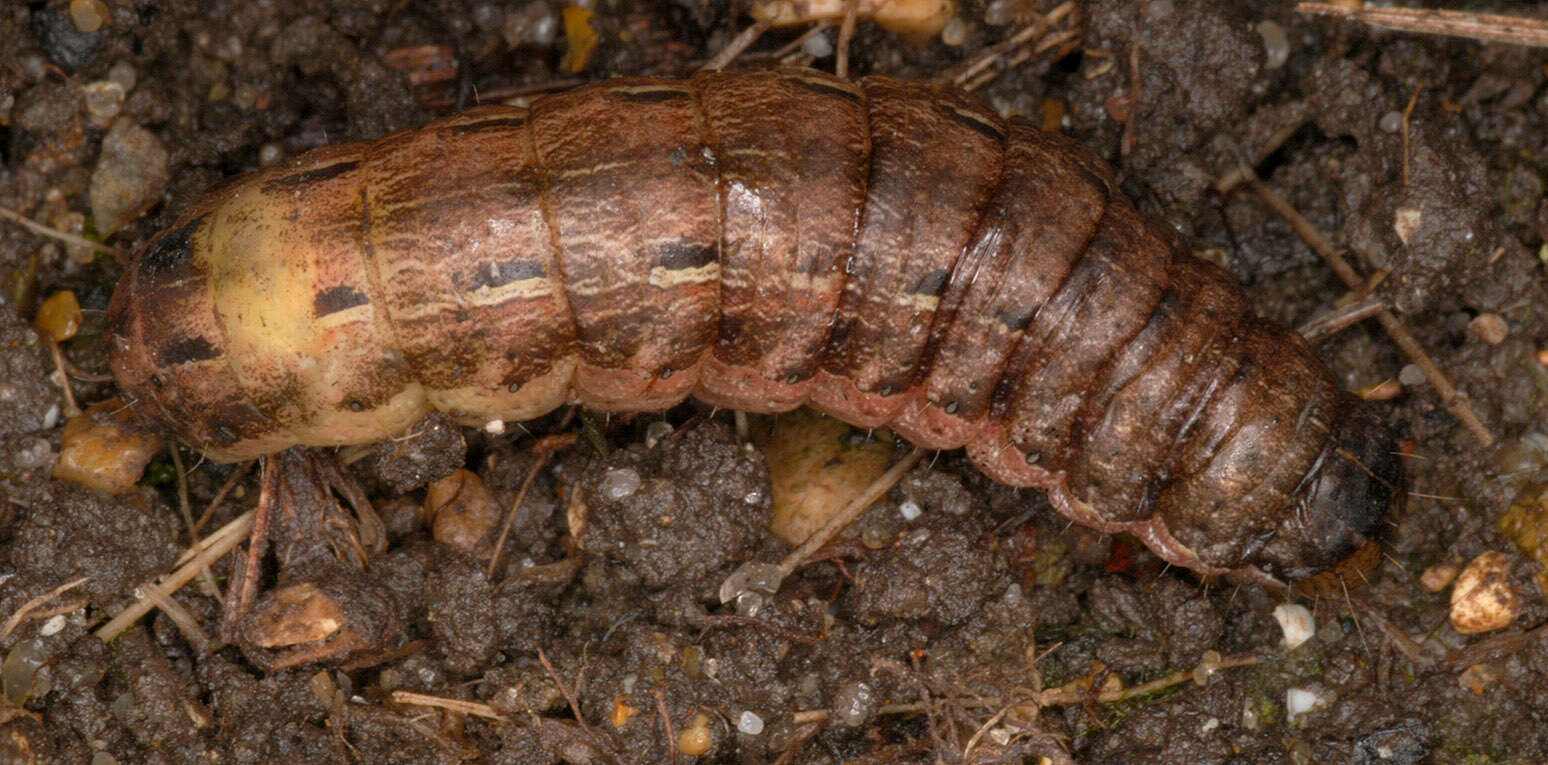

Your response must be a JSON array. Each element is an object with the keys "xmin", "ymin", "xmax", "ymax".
[
  {"xmin": 1393, "ymin": 205, "xmax": 1423, "ymax": 245},
  {"xmin": 90, "ymin": 118, "xmax": 170, "ymax": 235},
  {"xmin": 737, "ymin": 710, "xmax": 764, "ymax": 735},
  {"xmin": 940, "ymin": 17, "xmax": 969, "ymax": 46},
  {"xmin": 832, "ymin": 681, "xmax": 876, "ymax": 726},
  {"xmin": 1450, "ymin": 551, "xmax": 1521, "ymax": 634},
  {"xmin": 1398, "ymin": 364, "xmax": 1426, "ymax": 387},
  {"xmin": 1254, "ymin": 20, "xmax": 1289, "ymax": 69},
  {"xmin": 898, "ymin": 499, "xmax": 922, "ymax": 521},
  {"xmin": 1420, "ymin": 560, "xmax": 1460, "ymax": 593},
  {"xmin": 83, "ymin": 80, "xmax": 126, "ymax": 128},
  {"xmin": 39, "ymin": 614, "xmax": 68, "ymax": 637},
  {"xmin": 802, "ymin": 31, "xmax": 833, "ymax": 59},
  {"xmin": 644, "ymin": 420, "xmax": 673, "ymax": 448},
  {"xmin": 1272, "ymin": 603, "xmax": 1315, "ymax": 650},
  {"xmin": 598, "ymin": 467, "xmax": 641, "ymax": 500},
  {"xmin": 70, "ymin": 0, "xmax": 110, "ymax": 33},
  {"xmin": 34, "ymin": 10, "xmax": 103, "ymax": 71},
  {"xmin": 984, "ymin": 0, "xmax": 1025, "ymax": 25},
  {"xmin": 1379, "ymin": 110, "xmax": 1405, "ymax": 133},
  {"xmin": 258, "ymin": 143, "xmax": 285, "ymax": 166},
  {"xmin": 1469, "ymin": 313, "xmax": 1509, "ymax": 345},
  {"xmin": 1458, "ymin": 663, "xmax": 1499, "ymax": 693},
  {"xmin": 676, "ymin": 712, "xmax": 713, "ymax": 755},
  {"xmin": 107, "ymin": 60, "xmax": 137, "ymax": 92},
  {"xmin": 1285, "ymin": 687, "xmax": 1325, "ymax": 724}
]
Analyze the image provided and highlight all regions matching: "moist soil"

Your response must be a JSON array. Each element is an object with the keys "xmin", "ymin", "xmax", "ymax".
[{"xmin": 3, "ymin": 0, "xmax": 1548, "ymax": 762}]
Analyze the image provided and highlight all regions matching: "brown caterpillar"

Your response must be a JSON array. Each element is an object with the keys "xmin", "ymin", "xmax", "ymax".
[{"xmin": 105, "ymin": 68, "xmax": 1403, "ymax": 583}]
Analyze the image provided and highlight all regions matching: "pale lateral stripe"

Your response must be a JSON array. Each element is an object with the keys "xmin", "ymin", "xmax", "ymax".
[
  {"xmin": 648, "ymin": 262, "xmax": 720, "ymax": 289},
  {"xmin": 314, "ymin": 303, "xmax": 373, "ymax": 329},
  {"xmin": 464, "ymin": 276, "xmax": 554, "ymax": 307}
]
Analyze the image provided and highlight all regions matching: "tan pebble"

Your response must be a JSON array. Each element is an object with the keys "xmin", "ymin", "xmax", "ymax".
[
  {"xmin": 610, "ymin": 697, "xmax": 638, "ymax": 728},
  {"xmin": 1536, "ymin": 349, "xmax": 1548, "ymax": 366},
  {"xmin": 1469, "ymin": 313, "xmax": 1508, "ymax": 345},
  {"xmin": 70, "ymin": 0, "xmax": 109, "ymax": 33},
  {"xmin": 1393, "ymin": 205, "xmax": 1423, "ymax": 245},
  {"xmin": 1420, "ymin": 560, "xmax": 1460, "ymax": 593},
  {"xmin": 1449, "ymin": 552, "xmax": 1521, "ymax": 634},
  {"xmin": 422, "ymin": 469, "xmax": 503, "ymax": 557},
  {"xmin": 677, "ymin": 712, "xmax": 714, "ymax": 756},
  {"xmin": 1458, "ymin": 663, "xmax": 1499, "ymax": 693},
  {"xmin": 245, "ymin": 583, "xmax": 345, "ymax": 648}
]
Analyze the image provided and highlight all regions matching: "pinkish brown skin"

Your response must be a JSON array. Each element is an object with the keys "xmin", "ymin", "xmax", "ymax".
[{"xmin": 107, "ymin": 69, "xmax": 1402, "ymax": 581}]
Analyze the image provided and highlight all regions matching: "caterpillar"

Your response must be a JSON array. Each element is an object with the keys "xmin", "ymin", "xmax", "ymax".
[{"xmin": 105, "ymin": 68, "xmax": 1403, "ymax": 583}]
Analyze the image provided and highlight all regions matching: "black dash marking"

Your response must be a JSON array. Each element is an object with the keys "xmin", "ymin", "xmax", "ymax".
[
  {"xmin": 945, "ymin": 107, "xmax": 1005, "ymax": 142},
  {"xmin": 787, "ymin": 75, "xmax": 863, "ymax": 103},
  {"xmin": 313, "ymin": 285, "xmax": 371, "ymax": 317},
  {"xmin": 447, "ymin": 116, "xmax": 528, "ymax": 135},
  {"xmin": 136, "ymin": 214, "xmax": 209, "ymax": 278},
  {"xmin": 1076, "ymin": 166, "xmax": 1110, "ymax": 195},
  {"xmin": 996, "ymin": 303, "xmax": 1038, "ymax": 331},
  {"xmin": 262, "ymin": 160, "xmax": 361, "ymax": 191},
  {"xmin": 655, "ymin": 241, "xmax": 717, "ymax": 271},
  {"xmin": 615, "ymin": 87, "xmax": 692, "ymax": 103},
  {"xmin": 159, "ymin": 335, "xmax": 221, "ymax": 365},
  {"xmin": 465, "ymin": 260, "xmax": 546, "ymax": 291},
  {"xmin": 910, "ymin": 269, "xmax": 951, "ymax": 297}
]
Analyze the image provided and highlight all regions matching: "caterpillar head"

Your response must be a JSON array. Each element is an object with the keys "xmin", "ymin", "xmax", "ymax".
[{"xmin": 1252, "ymin": 397, "xmax": 1405, "ymax": 582}]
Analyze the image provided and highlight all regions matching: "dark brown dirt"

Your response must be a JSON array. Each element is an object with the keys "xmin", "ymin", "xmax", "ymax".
[{"xmin": 3, "ymin": 0, "xmax": 1548, "ymax": 762}]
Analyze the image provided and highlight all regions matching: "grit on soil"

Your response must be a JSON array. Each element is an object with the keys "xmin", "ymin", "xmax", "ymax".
[{"xmin": 2, "ymin": 0, "xmax": 1548, "ymax": 762}]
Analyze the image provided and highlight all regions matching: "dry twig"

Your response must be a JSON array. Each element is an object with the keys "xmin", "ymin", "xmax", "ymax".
[
  {"xmin": 1298, "ymin": 3, "xmax": 1548, "ymax": 49},
  {"xmin": 719, "ymin": 446, "xmax": 926, "ymax": 604},
  {"xmin": 390, "ymin": 690, "xmax": 507, "ymax": 721},
  {"xmin": 0, "ymin": 577, "xmax": 91, "ymax": 641},
  {"xmin": 1225, "ymin": 164, "xmax": 1495, "ymax": 447},
  {"xmin": 96, "ymin": 510, "xmax": 255, "ymax": 642},
  {"xmin": 0, "ymin": 204, "xmax": 123, "ymax": 259}
]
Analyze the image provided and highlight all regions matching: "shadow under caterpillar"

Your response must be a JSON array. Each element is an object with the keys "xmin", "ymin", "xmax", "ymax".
[{"xmin": 106, "ymin": 68, "xmax": 1404, "ymax": 583}]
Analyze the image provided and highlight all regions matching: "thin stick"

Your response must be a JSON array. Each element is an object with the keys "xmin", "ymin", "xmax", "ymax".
[
  {"xmin": 0, "ymin": 204, "xmax": 122, "ymax": 258},
  {"xmin": 1401, "ymin": 85, "xmax": 1421, "ymax": 187},
  {"xmin": 789, "ymin": 652, "xmax": 1260, "ymax": 726},
  {"xmin": 1238, "ymin": 167, "xmax": 1495, "ymax": 447},
  {"xmin": 535, "ymin": 648, "xmax": 614, "ymax": 757},
  {"xmin": 653, "ymin": 687, "xmax": 681, "ymax": 765},
  {"xmin": 771, "ymin": 19, "xmax": 835, "ymax": 59},
  {"xmin": 141, "ymin": 586, "xmax": 211, "ymax": 653},
  {"xmin": 43, "ymin": 337, "xmax": 81, "ymax": 418},
  {"xmin": 390, "ymin": 690, "xmax": 507, "ymax": 721},
  {"xmin": 1297, "ymin": 3, "xmax": 1548, "ymax": 49},
  {"xmin": 834, "ymin": 0, "xmax": 861, "ymax": 80},
  {"xmin": 1297, "ymin": 293, "xmax": 1387, "ymax": 342},
  {"xmin": 487, "ymin": 450, "xmax": 552, "ymax": 579},
  {"xmin": 95, "ymin": 510, "xmax": 254, "ymax": 642},
  {"xmin": 700, "ymin": 19, "xmax": 773, "ymax": 72},
  {"xmin": 0, "ymin": 577, "xmax": 91, "ymax": 641},
  {"xmin": 942, "ymin": 1, "xmax": 1077, "ymax": 88},
  {"xmin": 192, "ymin": 462, "xmax": 254, "ymax": 536},
  {"xmin": 778, "ymin": 446, "xmax": 925, "ymax": 578}
]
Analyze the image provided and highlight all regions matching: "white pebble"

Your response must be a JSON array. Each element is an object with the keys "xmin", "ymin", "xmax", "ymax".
[
  {"xmin": 483, "ymin": 419, "xmax": 506, "ymax": 434},
  {"xmin": 737, "ymin": 710, "xmax": 764, "ymax": 735},
  {"xmin": 599, "ymin": 468, "xmax": 641, "ymax": 500},
  {"xmin": 898, "ymin": 500, "xmax": 922, "ymax": 521},
  {"xmin": 1285, "ymin": 687, "xmax": 1324, "ymax": 724},
  {"xmin": 1273, "ymin": 603, "xmax": 1315, "ymax": 650},
  {"xmin": 39, "ymin": 614, "xmax": 68, "ymax": 636},
  {"xmin": 1254, "ymin": 20, "xmax": 1289, "ymax": 69},
  {"xmin": 802, "ymin": 32, "xmax": 833, "ymax": 59}
]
